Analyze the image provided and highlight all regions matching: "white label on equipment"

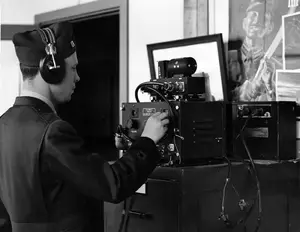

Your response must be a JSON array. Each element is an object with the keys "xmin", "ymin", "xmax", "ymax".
[{"xmin": 136, "ymin": 184, "xmax": 146, "ymax": 194}]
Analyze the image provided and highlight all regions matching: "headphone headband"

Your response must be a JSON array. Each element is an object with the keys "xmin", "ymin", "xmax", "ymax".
[
  {"xmin": 37, "ymin": 27, "xmax": 60, "ymax": 70},
  {"xmin": 37, "ymin": 28, "xmax": 48, "ymax": 45},
  {"xmin": 44, "ymin": 28, "xmax": 56, "ymax": 44},
  {"xmin": 36, "ymin": 26, "xmax": 65, "ymax": 84}
]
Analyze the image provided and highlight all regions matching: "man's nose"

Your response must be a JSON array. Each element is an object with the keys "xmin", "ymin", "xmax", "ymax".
[{"xmin": 75, "ymin": 71, "xmax": 80, "ymax": 82}]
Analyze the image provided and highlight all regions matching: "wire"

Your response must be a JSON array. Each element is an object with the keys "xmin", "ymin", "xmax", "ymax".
[
  {"xmin": 173, "ymin": 135, "xmax": 181, "ymax": 165},
  {"xmin": 240, "ymin": 133, "xmax": 262, "ymax": 232},
  {"xmin": 134, "ymin": 82, "xmax": 165, "ymax": 103},
  {"xmin": 220, "ymin": 156, "xmax": 232, "ymax": 223},
  {"xmin": 142, "ymin": 86, "xmax": 175, "ymax": 117},
  {"xmin": 238, "ymin": 111, "xmax": 262, "ymax": 232},
  {"xmin": 220, "ymin": 109, "xmax": 262, "ymax": 229},
  {"xmin": 219, "ymin": 156, "xmax": 257, "ymax": 229},
  {"xmin": 236, "ymin": 116, "xmax": 251, "ymax": 140}
]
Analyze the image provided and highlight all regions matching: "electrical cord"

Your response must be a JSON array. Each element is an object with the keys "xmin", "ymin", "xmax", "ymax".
[
  {"xmin": 142, "ymin": 86, "xmax": 175, "ymax": 118},
  {"xmin": 219, "ymin": 156, "xmax": 256, "ymax": 229},
  {"xmin": 238, "ymin": 112, "xmax": 262, "ymax": 232},
  {"xmin": 134, "ymin": 82, "xmax": 165, "ymax": 103},
  {"xmin": 220, "ymin": 108, "xmax": 263, "ymax": 230},
  {"xmin": 240, "ymin": 133, "xmax": 262, "ymax": 232}
]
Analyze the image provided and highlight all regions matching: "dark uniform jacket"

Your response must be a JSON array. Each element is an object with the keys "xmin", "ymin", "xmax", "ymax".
[{"xmin": 0, "ymin": 96, "xmax": 160, "ymax": 232}]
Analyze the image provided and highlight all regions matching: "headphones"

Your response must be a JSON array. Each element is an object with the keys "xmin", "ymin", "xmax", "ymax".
[{"xmin": 37, "ymin": 27, "xmax": 65, "ymax": 84}]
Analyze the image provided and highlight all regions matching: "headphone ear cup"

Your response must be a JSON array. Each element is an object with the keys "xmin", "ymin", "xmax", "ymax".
[{"xmin": 40, "ymin": 55, "xmax": 65, "ymax": 84}]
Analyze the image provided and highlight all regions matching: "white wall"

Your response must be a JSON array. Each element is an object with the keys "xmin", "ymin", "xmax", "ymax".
[
  {"xmin": 209, "ymin": 0, "xmax": 229, "ymax": 43},
  {"xmin": 1, "ymin": 0, "xmax": 97, "ymax": 24},
  {"xmin": 128, "ymin": 0, "xmax": 184, "ymax": 102},
  {"xmin": 0, "ymin": 41, "xmax": 20, "ymax": 115}
]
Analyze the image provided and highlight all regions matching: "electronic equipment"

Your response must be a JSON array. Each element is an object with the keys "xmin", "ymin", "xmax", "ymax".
[
  {"xmin": 147, "ymin": 33, "xmax": 228, "ymax": 101},
  {"xmin": 136, "ymin": 57, "xmax": 206, "ymax": 101},
  {"xmin": 137, "ymin": 75, "xmax": 206, "ymax": 102},
  {"xmin": 157, "ymin": 57, "xmax": 197, "ymax": 79},
  {"xmin": 120, "ymin": 101, "xmax": 229, "ymax": 166},
  {"xmin": 229, "ymin": 101, "xmax": 296, "ymax": 160},
  {"xmin": 117, "ymin": 34, "xmax": 230, "ymax": 166}
]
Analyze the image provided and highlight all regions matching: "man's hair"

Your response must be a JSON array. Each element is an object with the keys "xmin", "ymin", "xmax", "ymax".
[{"xmin": 20, "ymin": 63, "xmax": 39, "ymax": 81}]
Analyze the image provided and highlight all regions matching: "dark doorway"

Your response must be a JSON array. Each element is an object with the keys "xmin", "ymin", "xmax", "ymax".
[{"xmin": 57, "ymin": 14, "xmax": 120, "ymax": 161}]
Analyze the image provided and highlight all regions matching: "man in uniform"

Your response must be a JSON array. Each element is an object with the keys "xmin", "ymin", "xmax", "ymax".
[
  {"xmin": 0, "ymin": 22, "xmax": 169, "ymax": 232},
  {"xmin": 234, "ymin": 0, "xmax": 282, "ymax": 101}
]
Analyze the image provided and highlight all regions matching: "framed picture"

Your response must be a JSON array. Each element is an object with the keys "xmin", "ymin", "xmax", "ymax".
[
  {"xmin": 276, "ymin": 70, "xmax": 300, "ymax": 103},
  {"xmin": 282, "ymin": 11, "xmax": 300, "ymax": 70},
  {"xmin": 147, "ymin": 34, "xmax": 228, "ymax": 101},
  {"xmin": 227, "ymin": 0, "xmax": 300, "ymax": 102}
]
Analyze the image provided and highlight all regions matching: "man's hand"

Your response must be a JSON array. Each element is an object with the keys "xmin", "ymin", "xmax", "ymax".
[
  {"xmin": 115, "ymin": 134, "xmax": 130, "ymax": 150},
  {"xmin": 141, "ymin": 112, "xmax": 169, "ymax": 144}
]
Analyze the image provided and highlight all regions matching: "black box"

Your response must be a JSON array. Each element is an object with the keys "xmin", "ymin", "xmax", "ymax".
[
  {"xmin": 121, "ymin": 101, "xmax": 228, "ymax": 165},
  {"xmin": 229, "ymin": 101, "xmax": 296, "ymax": 160}
]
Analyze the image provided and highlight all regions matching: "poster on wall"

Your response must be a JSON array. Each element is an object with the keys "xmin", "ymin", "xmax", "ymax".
[
  {"xmin": 276, "ymin": 70, "xmax": 300, "ymax": 103},
  {"xmin": 228, "ymin": 0, "xmax": 300, "ymax": 102}
]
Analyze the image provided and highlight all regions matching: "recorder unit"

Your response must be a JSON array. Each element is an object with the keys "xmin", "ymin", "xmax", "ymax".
[
  {"xmin": 230, "ymin": 102, "xmax": 296, "ymax": 160},
  {"xmin": 120, "ymin": 101, "xmax": 228, "ymax": 166}
]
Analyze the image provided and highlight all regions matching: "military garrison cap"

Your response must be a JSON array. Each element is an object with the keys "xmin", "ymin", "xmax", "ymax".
[
  {"xmin": 12, "ymin": 22, "xmax": 76, "ymax": 67},
  {"xmin": 246, "ymin": 0, "xmax": 274, "ymax": 12}
]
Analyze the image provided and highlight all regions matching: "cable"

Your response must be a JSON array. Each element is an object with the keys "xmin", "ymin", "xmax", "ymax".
[
  {"xmin": 238, "ymin": 112, "xmax": 262, "ymax": 232},
  {"xmin": 236, "ymin": 116, "xmax": 251, "ymax": 140},
  {"xmin": 219, "ymin": 156, "xmax": 256, "ymax": 229},
  {"xmin": 240, "ymin": 133, "xmax": 262, "ymax": 232},
  {"xmin": 173, "ymin": 136, "xmax": 181, "ymax": 165},
  {"xmin": 219, "ymin": 156, "xmax": 232, "ymax": 225},
  {"xmin": 219, "ymin": 109, "xmax": 262, "ymax": 230},
  {"xmin": 134, "ymin": 82, "xmax": 165, "ymax": 103}
]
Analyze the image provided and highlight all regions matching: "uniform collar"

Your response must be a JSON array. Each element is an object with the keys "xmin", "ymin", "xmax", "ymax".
[{"xmin": 17, "ymin": 90, "xmax": 57, "ymax": 114}]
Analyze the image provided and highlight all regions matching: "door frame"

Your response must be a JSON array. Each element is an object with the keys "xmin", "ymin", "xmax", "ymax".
[{"xmin": 35, "ymin": 0, "xmax": 129, "ymax": 124}]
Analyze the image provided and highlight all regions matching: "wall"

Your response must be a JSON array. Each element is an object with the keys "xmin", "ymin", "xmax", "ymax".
[
  {"xmin": 128, "ymin": 0, "xmax": 184, "ymax": 102},
  {"xmin": 209, "ymin": 0, "xmax": 229, "ymax": 43},
  {"xmin": 0, "ymin": 41, "xmax": 20, "ymax": 116}
]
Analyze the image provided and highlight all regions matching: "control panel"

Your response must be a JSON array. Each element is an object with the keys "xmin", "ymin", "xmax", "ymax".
[{"xmin": 235, "ymin": 104, "xmax": 272, "ymax": 118}]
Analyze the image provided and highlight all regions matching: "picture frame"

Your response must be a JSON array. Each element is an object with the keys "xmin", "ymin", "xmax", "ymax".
[{"xmin": 147, "ymin": 34, "xmax": 229, "ymax": 101}]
